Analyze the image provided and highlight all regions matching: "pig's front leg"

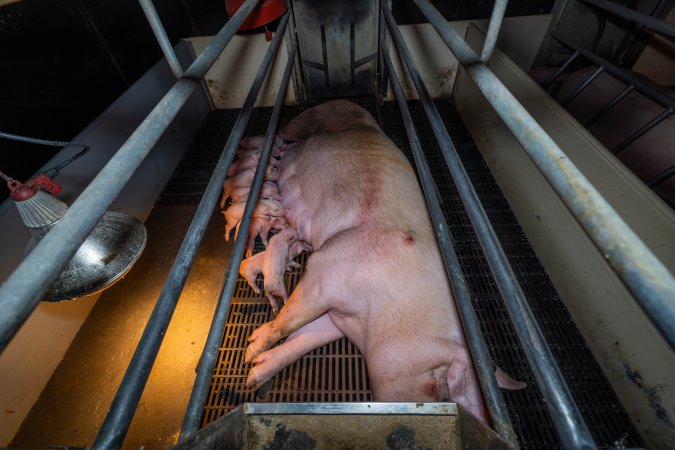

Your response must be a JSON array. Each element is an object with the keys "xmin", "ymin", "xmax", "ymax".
[
  {"xmin": 245, "ymin": 251, "xmax": 331, "ymax": 363},
  {"xmin": 247, "ymin": 313, "xmax": 344, "ymax": 388}
]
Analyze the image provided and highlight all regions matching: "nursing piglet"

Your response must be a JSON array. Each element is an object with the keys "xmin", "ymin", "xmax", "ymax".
[{"xmin": 244, "ymin": 100, "xmax": 524, "ymax": 424}]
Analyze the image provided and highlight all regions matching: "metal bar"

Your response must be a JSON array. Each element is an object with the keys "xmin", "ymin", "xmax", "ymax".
[
  {"xmin": 552, "ymin": 32, "xmax": 675, "ymax": 111},
  {"xmin": 582, "ymin": 0, "xmax": 675, "ymax": 41},
  {"xmin": 480, "ymin": 0, "xmax": 509, "ymax": 63},
  {"xmin": 0, "ymin": 0, "xmax": 261, "ymax": 352},
  {"xmin": 612, "ymin": 108, "xmax": 673, "ymax": 154},
  {"xmin": 179, "ymin": 42, "xmax": 297, "ymax": 439},
  {"xmin": 541, "ymin": 50, "xmax": 579, "ymax": 90},
  {"xmin": 383, "ymin": 5, "xmax": 597, "ymax": 449},
  {"xmin": 561, "ymin": 65, "xmax": 604, "ymax": 107},
  {"xmin": 0, "ymin": 131, "xmax": 70, "ymax": 147},
  {"xmin": 91, "ymin": 12, "xmax": 287, "ymax": 450},
  {"xmin": 412, "ymin": 0, "xmax": 675, "ymax": 358},
  {"xmin": 381, "ymin": 46, "xmax": 518, "ymax": 448},
  {"xmin": 648, "ymin": 163, "xmax": 675, "ymax": 187},
  {"xmin": 139, "ymin": 0, "xmax": 183, "ymax": 79},
  {"xmin": 584, "ymin": 85, "xmax": 634, "ymax": 127}
]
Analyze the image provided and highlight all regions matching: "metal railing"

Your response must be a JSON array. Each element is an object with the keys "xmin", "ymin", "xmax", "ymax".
[
  {"xmin": 0, "ymin": 0, "xmax": 263, "ymax": 354},
  {"xmin": 383, "ymin": 3, "xmax": 597, "ymax": 448},
  {"xmin": 179, "ymin": 29, "xmax": 297, "ymax": 441},
  {"xmin": 380, "ymin": 39, "xmax": 518, "ymax": 447},
  {"xmin": 2, "ymin": 0, "xmax": 674, "ymax": 449},
  {"xmin": 410, "ymin": 0, "xmax": 675, "ymax": 355},
  {"xmin": 92, "ymin": 9, "xmax": 291, "ymax": 450},
  {"xmin": 546, "ymin": 32, "xmax": 675, "ymax": 186}
]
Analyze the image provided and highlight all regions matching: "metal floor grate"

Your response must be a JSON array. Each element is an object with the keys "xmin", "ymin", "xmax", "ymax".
[{"xmin": 165, "ymin": 98, "xmax": 642, "ymax": 449}]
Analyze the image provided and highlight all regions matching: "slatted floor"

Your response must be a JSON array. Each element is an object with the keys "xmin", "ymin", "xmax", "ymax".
[{"xmin": 159, "ymin": 98, "xmax": 643, "ymax": 449}]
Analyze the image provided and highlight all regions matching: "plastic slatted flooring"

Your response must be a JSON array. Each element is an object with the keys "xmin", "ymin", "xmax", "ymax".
[{"xmin": 159, "ymin": 99, "xmax": 642, "ymax": 449}]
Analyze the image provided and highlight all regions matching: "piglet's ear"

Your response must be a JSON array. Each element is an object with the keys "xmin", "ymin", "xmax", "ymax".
[{"xmin": 495, "ymin": 366, "xmax": 527, "ymax": 390}]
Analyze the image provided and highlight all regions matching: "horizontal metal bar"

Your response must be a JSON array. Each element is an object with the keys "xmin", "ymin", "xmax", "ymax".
[
  {"xmin": 561, "ymin": 65, "xmax": 604, "ymax": 107},
  {"xmin": 552, "ymin": 32, "xmax": 675, "ymax": 111},
  {"xmin": 648, "ymin": 163, "xmax": 675, "ymax": 187},
  {"xmin": 381, "ymin": 45, "xmax": 518, "ymax": 448},
  {"xmin": 243, "ymin": 402, "xmax": 459, "ymax": 415},
  {"xmin": 541, "ymin": 50, "xmax": 579, "ymax": 90},
  {"xmin": 413, "ymin": 0, "xmax": 675, "ymax": 357},
  {"xmin": 584, "ymin": 85, "xmax": 634, "ymax": 127},
  {"xmin": 385, "ymin": 4, "xmax": 596, "ymax": 449},
  {"xmin": 0, "ymin": 0, "xmax": 261, "ymax": 354},
  {"xmin": 91, "ymin": 11, "xmax": 285, "ymax": 450},
  {"xmin": 179, "ymin": 39, "xmax": 297, "ymax": 439},
  {"xmin": 582, "ymin": 0, "xmax": 675, "ymax": 41},
  {"xmin": 612, "ymin": 108, "xmax": 673, "ymax": 154},
  {"xmin": 481, "ymin": 0, "xmax": 509, "ymax": 63},
  {"xmin": 139, "ymin": 0, "xmax": 184, "ymax": 79}
]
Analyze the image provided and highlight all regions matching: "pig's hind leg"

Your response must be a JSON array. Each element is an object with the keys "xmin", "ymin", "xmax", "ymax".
[{"xmin": 246, "ymin": 313, "xmax": 343, "ymax": 388}]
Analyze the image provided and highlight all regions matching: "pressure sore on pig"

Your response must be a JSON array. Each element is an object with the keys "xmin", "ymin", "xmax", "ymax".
[{"xmin": 236, "ymin": 100, "xmax": 524, "ymax": 425}]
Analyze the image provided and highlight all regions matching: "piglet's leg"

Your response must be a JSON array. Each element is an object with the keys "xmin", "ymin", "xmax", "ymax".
[
  {"xmin": 262, "ymin": 228, "xmax": 297, "ymax": 312},
  {"xmin": 247, "ymin": 313, "xmax": 343, "ymax": 388},
  {"xmin": 240, "ymin": 251, "xmax": 265, "ymax": 294}
]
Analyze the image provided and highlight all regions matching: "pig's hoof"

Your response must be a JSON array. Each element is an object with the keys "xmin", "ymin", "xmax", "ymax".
[{"xmin": 245, "ymin": 327, "xmax": 275, "ymax": 362}]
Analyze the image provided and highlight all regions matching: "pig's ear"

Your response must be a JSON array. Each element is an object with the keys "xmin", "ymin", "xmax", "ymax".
[{"xmin": 495, "ymin": 366, "xmax": 527, "ymax": 390}]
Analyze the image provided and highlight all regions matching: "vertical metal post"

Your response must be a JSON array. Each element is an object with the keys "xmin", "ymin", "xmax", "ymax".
[
  {"xmin": 179, "ymin": 42, "xmax": 298, "ymax": 439},
  {"xmin": 91, "ymin": 12, "xmax": 288, "ymax": 450},
  {"xmin": 381, "ymin": 46, "xmax": 518, "ymax": 447},
  {"xmin": 0, "ymin": 0, "xmax": 263, "ymax": 355},
  {"xmin": 410, "ymin": 0, "xmax": 675, "ymax": 352},
  {"xmin": 383, "ymin": 4, "xmax": 597, "ymax": 449},
  {"xmin": 139, "ymin": 0, "xmax": 184, "ymax": 79},
  {"xmin": 481, "ymin": 0, "xmax": 509, "ymax": 63}
]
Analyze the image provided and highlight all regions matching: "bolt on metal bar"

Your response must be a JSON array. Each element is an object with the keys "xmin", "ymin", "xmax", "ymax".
[
  {"xmin": 582, "ymin": 0, "xmax": 675, "ymax": 41},
  {"xmin": 383, "ymin": 4, "xmax": 597, "ymax": 449},
  {"xmin": 381, "ymin": 46, "xmax": 518, "ymax": 448},
  {"xmin": 541, "ymin": 50, "xmax": 579, "ymax": 90},
  {"xmin": 612, "ymin": 108, "xmax": 673, "ymax": 155},
  {"xmin": 139, "ymin": 0, "xmax": 184, "ymax": 79},
  {"xmin": 584, "ymin": 85, "xmax": 634, "ymax": 127},
  {"xmin": 412, "ymin": 0, "xmax": 675, "ymax": 355},
  {"xmin": 552, "ymin": 32, "xmax": 675, "ymax": 111},
  {"xmin": 560, "ymin": 66, "xmax": 604, "ymax": 107},
  {"xmin": 180, "ymin": 42, "xmax": 297, "ymax": 439},
  {"xmin": 480, "ymin": 0, "xmax": 509, "ymax": 63},
  {"xmin": 0, "ymin": 0, "xmax": 261, "ymax": 354},
  {"xmin": 648, "ymin": 163, "xmax": 675, "ymax": 187},
  {"xmin": 92, "ymin": 13, "xmax": 287, "ymax": 450}
]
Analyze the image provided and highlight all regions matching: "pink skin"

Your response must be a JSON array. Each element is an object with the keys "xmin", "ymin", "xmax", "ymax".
[
  {"xmin": 221, "ymin": 167, "xmax": 279, "ymax": 206},
  {"xmin": 261, "ymin": 228, "xmax": 298, "ymax": 312},
  {"xmin": 221, "ymin": 182, "xmax": 281, "ymax": 210},
  {"xmin": 240, "ymin": 251, "xmax": 264, "ymax": 294},
  {"xmin": 245, "ymin": 217, "xmax": 275, "ymax": 258},
  {"xmin": 244, "ymin": 100, "xmax": 525, "ymax": 424},
  {"xmin": 532, "ymin": 65, "xmax": 675, "ymax": 206},
  {"xmin": 223, "ymin": 198, "xmax": 285, "ymax": 241},
  {"xmin": 239, "ymin": 135, "xmax": 286, "ymax": 158},
  {"xmin": 228, "ymin": 155, "xmax": 281, "ymax": 178}
]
